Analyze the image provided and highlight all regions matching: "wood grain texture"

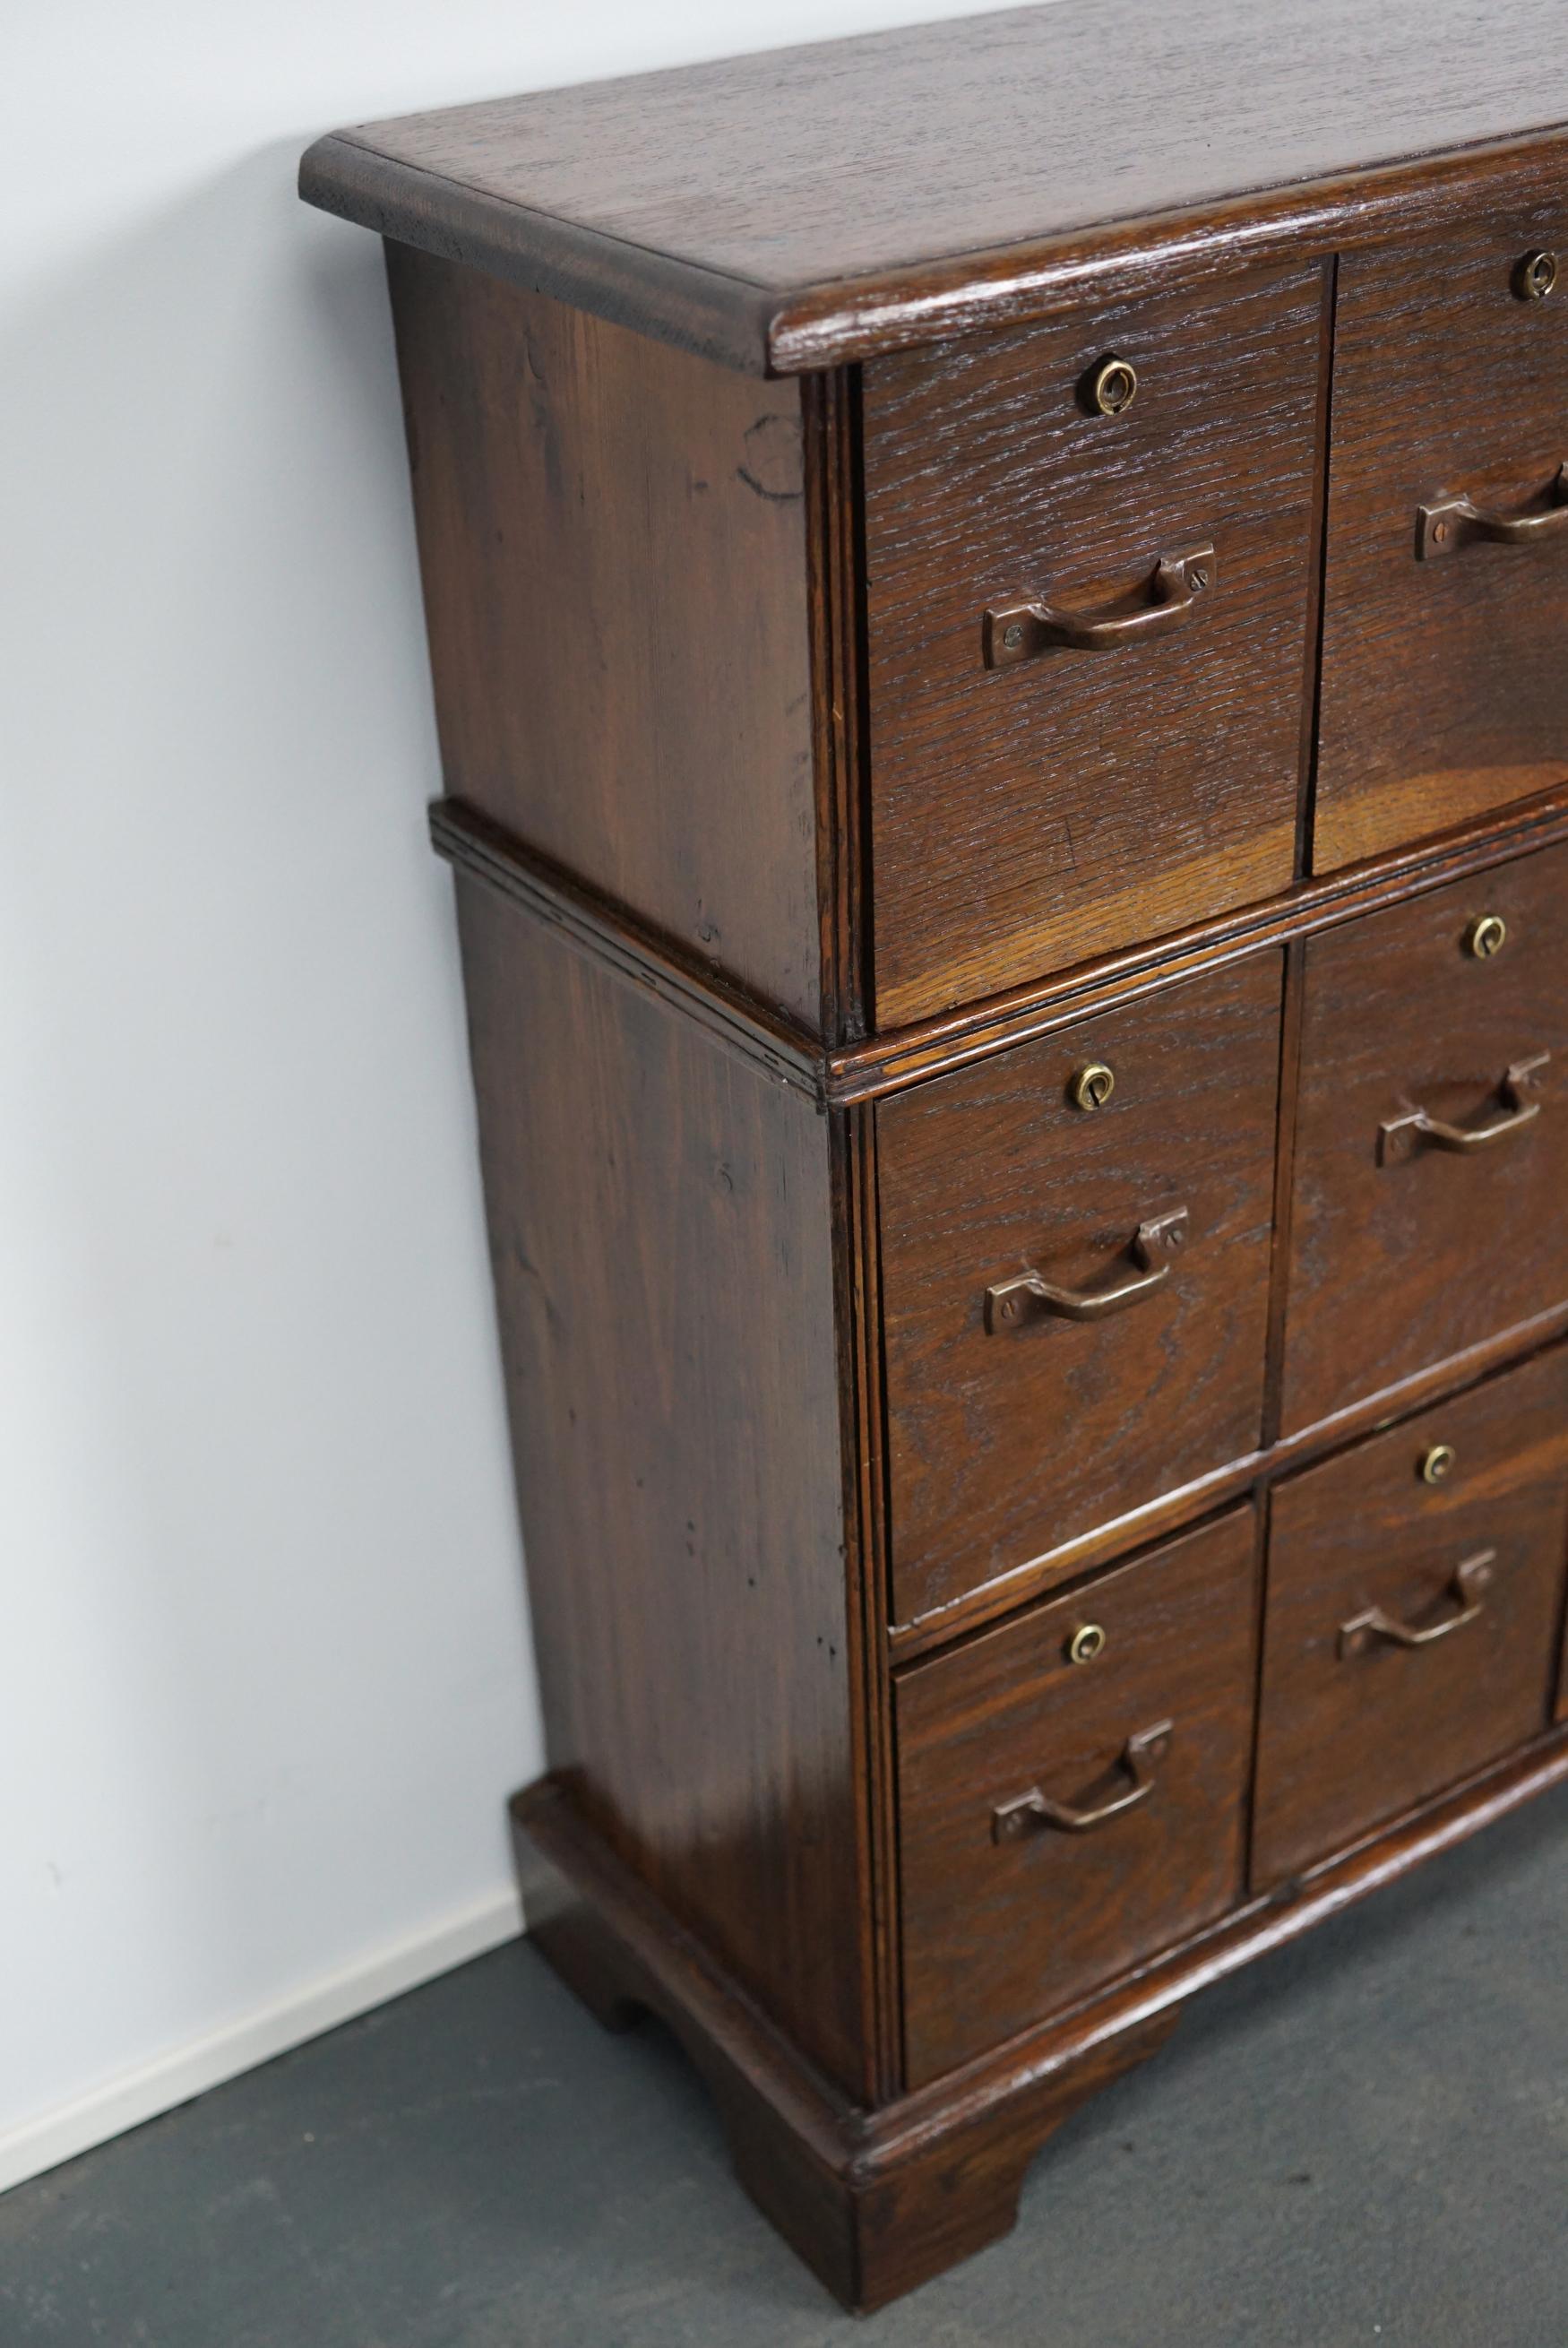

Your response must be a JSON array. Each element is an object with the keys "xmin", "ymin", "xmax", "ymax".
[
  {"xmin": 831, "ymin": 787, "xmax": 1568, "ymax": 1103},
  {"xmin": 897, "ymin": 1506, "xmax": 1257, "ymax": 2085},
  {"xmin": 300, "ymin": 0, "xmax": 1568, "ymax": 371},
  {"xmin": 863, "ymin": 265, "xmax": 1317, "ymax": 1023},
  {"xmin": 1254, "ymin": 1350, "xmax": 1568, "ymax": 1886},
  {"xmin": 1316, "ymin": 189, "xmax": 1568, "ymax": 868},
  {"xmin": 1281, "ymin": 839, "xmax": 1568, "ymax": 1434},
  {"xmin": 890, "ymin": 1301, "xmax": 1568, "ymax": 1660},
  {"xmin": 877, "ymin": 955, "xmax": 1280, "ymax": 1624},
  {"xmin": 452, "ymin": 876, "xmax": 872, "ymax": 2093},
  {"xmin": 388, "ymin": 250, "xmax": 824, "ymax": 1027}
]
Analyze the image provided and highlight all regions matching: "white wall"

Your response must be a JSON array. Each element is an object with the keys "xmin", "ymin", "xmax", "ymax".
[{"xmin": 0, "ymin": 0, "xmax": 1009, "ymax": 2190}]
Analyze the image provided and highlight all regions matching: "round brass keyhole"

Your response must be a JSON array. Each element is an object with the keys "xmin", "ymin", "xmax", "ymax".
[
  {"xmin": 1066, "ymin": 1623, "xmax": 1107, "ymax": 1666},
  {"xmin": 1087, "ymin": 353, "xmax": 1139, "ymax": 417},
  {"xmin": 1070, "ymin": 1061, "xmax": 1116, "ymax": 1112},
  {"xmin": 1514, "ymin": 248, "xmax": 1558, "ymax": 301},
  {"xmin": 1465, "ymin": 912, "xmax": 1509, "ymax": 961},
  {"xmin": 1419, "ymin": 1442, "xmax": 1458, "ymax": 1487}
]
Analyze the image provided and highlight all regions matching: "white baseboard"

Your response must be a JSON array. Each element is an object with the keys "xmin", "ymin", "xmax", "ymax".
[{"xmin": 0, "ymin": 1886, "xmax": 524, "ymax": 2200}]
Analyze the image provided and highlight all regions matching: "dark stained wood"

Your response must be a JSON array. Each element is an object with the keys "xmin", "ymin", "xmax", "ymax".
[
  {"xmin": 307, "ymin": 25, "xmax": 1568, "ymax": 2309},
  {"xmin": 897, "ymin": 1507, "xmax": 1257, "ymax": 2085},
  {"xmin": 1280, "ymin": 839, "xmax": 1568, "ymax": 1434},
  {"xmin": 830, "ymin": 1105, "xmax": 903, "ymax": 2100},
  {"xmin": 862, "ymin": 265, "xmax": 1317, "ymax": 1023},
  {"xmin": 514, "ymin": 1715, "xmax": 1568, "ymax": 2311},
  {"xmin": 801, "ymin": 368, "xmax": 871, "ymax": 1045},
  {"xmin": 301, "ymin": 1, "xmax": 1568, "ymax": 374},
  {"xmin": 453, "ymin": 876, "xmax": 873, "ymax": 2094},
  {"xmin": 891, "ymin": 1298, "xmax": 1568, "ymax": 1662},
  {"xmin": 433, "ymin": 779, "xmax": 1568, "ymax": 1115},
  {"xmin": 830, "ymin": 785, "xmax": 1568, "ymax": 1104},
  {"xmin": 387, "ymin": 250, "xmax": 825, "ymax": 1027},
  {"xmin": 878, "ymin": 957, "xmax": 1280, "ymax": 1623},
  {"xmin": 429, "ymin": 799, "xmax": 823, "ymax": 1096},
  {"xmin": 1254, "ymin": 1350, "xmax": 1568, "ymax": 1887},
  {"xmin": 1316, "ymin": 199, "xmax": 1568, "ymax": 868}
]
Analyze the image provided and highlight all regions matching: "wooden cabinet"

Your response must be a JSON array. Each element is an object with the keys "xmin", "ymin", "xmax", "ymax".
[{"xmin": 302, "ymin": 0, "xmax": 1568, "ymax": 2314}]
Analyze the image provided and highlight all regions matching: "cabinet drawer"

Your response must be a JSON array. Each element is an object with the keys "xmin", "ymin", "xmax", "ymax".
[
  {"xmin": 1280, "ymin": 842, "xmax": 1568, "ymax": 1435},
  {"xmin": 1254, "ymin": 1352, "xmax": 1568, "ymax": 1889},
  {"xmin": 898, "ymin": 1506, "xmax": 1257, "ymax": 2087},
  {"xmin": 1316, "ymin": 206, "xmax": 1568, "ymax": 870},
  {"xmin": 862, "ymin": 265, "xmax": 1321, "ymax": 1026},
  {"xmin": 879, "ymin": 955, "xmax": 1281, "ymax": 1628}
]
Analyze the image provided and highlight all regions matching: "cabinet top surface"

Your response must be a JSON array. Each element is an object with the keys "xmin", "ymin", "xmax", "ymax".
[{"xmin": 301, "ymin": 0, "xmax": 1568, "ymax": 372}]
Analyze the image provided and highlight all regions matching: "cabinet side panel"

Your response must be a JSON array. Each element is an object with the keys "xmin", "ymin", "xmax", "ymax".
[
  {"xmin": 388, "ymin": 246, "xmax": 823, "ymax": 1030},
  {"xmin": 453, "ymin": 878, "xmax": 866, "ymax": 2088}
]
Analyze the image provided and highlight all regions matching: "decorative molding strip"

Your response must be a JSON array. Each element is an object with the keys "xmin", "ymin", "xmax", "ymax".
[
  {"xmin": 0, "ymin": 1887, "xmax": 521, "ymax": 2201},
  {"xmin": 430, "ymin": 801, "xmax": 830, "ymax": 1102},
  {"xmin": 830, "ymin": 789, "xmax": 1568, "ymax": 1103},
  {"xmin": 431, "ymin": 790, "xmax": 1568, "ymax": 1110}
]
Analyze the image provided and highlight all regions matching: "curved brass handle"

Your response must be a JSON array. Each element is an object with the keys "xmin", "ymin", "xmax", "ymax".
[
  {"xmin": 1379, "ymin": 1053, "xmax": 1548, "ymax": 1166},
  {"xmin": 993, "ymin": 1722, "xmax": 1174, "ymax": 1841},
  {"xmin": 1418, "ymin": 462, "xmax": 1568, "ymax": 558},
  {"xmin": 984, "ymin": 1208, "xmax": 1189, "ymax": 1333},
  {"xmin": 1338, "ymin": 1551, "xmax": 1495, "ymax": 1659},
  {"xmin": 984, "ymin": 544, "xmax": 1214, "ymax": 668}
]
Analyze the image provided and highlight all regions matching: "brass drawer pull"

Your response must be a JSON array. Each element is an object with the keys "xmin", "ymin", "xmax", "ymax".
[
  {"xmin": 993, "ymin": 1722, "xmax": 1174, "ymax": 1840},
  {"xmin": 1417, "ymin": 462, "xmax": 1568, "ymax": 558},
  {"xmin": 984, "ymin": 1207, "xmax": 1188, "ymax": 1332},
  {"xmin": 983, "ymin": 544, "xmax": 1214, "ymax": 668},
  {"xmin": 1338, "ymin": 1550, "xmax": 1495, "ymax": 1659},
  {"xmin": 1378, "ymin": 1054, "xmax": 1547, "ymax": 1165}
]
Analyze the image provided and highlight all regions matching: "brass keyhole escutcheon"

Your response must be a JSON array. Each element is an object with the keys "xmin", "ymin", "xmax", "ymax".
[
  {"xmin": 1086, "ymin": 353, "xmax": 1139, "ymax": 417},
  {"xmin": 1071, "ymin": 1061, "xmax": 1116, "ymax": 1112},
  {"xmin": 1066, "ymin": 1623, "xmax": 1107, "ymax": 1666},
  {"xmin": 1514, "ymin": 248, "xmax": 1558, "ymax": 301},
  {"xmin": 1465, "ymin": 912, "xmax": 1509, "ymax": 961},
  {"xmin": 1419, "ymin": 1442, "xmax": 1458, "ymax": 1487}
]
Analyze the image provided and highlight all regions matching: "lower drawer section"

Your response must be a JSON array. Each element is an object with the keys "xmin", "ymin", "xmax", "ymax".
[
  {"xmin": 1254, "ymin": 1349, "xmax": 1568, "ymax": 1888},
  {"xmin": 896, "ymin": 1506, "xmax": 1258, "ymax": 2087}
]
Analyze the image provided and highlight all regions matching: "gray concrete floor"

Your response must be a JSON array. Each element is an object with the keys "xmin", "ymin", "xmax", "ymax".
[{"xmin": 4, "ymin": 1783, "xmax": 1568, "ymax": 2347}]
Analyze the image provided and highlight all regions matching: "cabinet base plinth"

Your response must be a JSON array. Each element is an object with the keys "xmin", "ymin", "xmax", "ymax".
[
  {"xmin": 512, "ymin": 1731, "xmax": 1568, "ymax": 2310},
  {"xmin": 513, "ymin": 1777, "xmax": 1175, "ymax": 2311}
]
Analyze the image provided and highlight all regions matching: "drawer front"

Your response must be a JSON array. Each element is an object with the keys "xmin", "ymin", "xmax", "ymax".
[
  {"xmin": 879, "ymin": 955, "xmax": 1281, "ymax": 1628},
  {"xmin": 1254, "ymin": 1351, "xmax": 1568, "ymax": 1888},
  {"xmin": 898, "ymin": 1506, "xmax": 1257, "ymax": 2087},
  {"xmin": 1316, "ymin": 203, "xmax": 1568, "ymax": 870},
  {"xmin": 1281, "ymin": 841, "xmax": 1568, "ymax": 1436},
  {"xmin": 862, "ymin": 265, "xmax": 1321, "ymax": 1026}
]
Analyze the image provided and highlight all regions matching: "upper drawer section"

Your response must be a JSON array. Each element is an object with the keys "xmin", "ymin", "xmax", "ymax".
[
  {"xmin": 1316, "ymin": 208, "xmax": 1568, "ymax": 871},
  {"xmin": 862, "ymin": 264, "xmax": 1322, "ymax": 1027}
]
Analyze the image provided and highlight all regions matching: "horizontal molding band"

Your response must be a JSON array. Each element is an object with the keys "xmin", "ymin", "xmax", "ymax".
[
  {"xmin": 432, "ymin": 790, "xmax": 1568, "ymax": 1109},
  {"xmin": 430, "ymin": 800, "xmax": 826, "ymax": 1101},
  {"xmin": 837, "ymin": 787, "xmax": 1568, "ymax": 1101}
]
